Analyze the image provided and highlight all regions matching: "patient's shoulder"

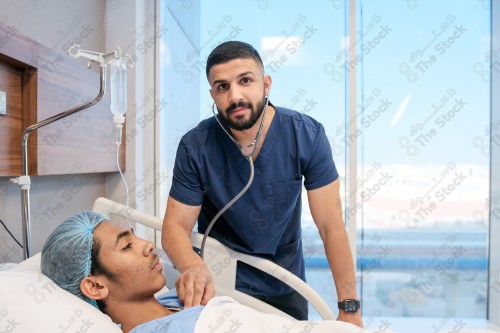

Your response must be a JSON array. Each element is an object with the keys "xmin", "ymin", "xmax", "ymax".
[{"xmin": 129, "ymin": 306, "xmax": 203, "ymax": 333}]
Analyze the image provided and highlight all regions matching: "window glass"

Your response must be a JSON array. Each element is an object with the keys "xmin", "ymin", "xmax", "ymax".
[
  {"xmin": 357, "ymin": 0, "xmax": 491, "ymax": 319},
  {"xmin": 159, "ymin": 0, "xmax": 491, "ymax": 320}
]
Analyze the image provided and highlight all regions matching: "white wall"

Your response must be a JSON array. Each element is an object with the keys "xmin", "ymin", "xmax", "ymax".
[
  {"xmin": 0, "ymin": 0, "xmax": 163, "ymax": 261},
  {"xmin": 0, "ymin": 0, "xmax": 107, "ymax": 263}
]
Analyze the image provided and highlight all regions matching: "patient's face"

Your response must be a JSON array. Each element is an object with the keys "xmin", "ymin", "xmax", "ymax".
[{"xmin": 93, "ymin": 221, "xmax": 166, "ymax": 301}]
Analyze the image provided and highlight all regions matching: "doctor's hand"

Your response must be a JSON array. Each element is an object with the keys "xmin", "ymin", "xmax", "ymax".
[
  {"xmin": 337, "ymin": 311, "xmax": 364, "ymax": 328},
  {"xmin": 176, "ymin": 263, "xmax": 215, "ymax": 307}
]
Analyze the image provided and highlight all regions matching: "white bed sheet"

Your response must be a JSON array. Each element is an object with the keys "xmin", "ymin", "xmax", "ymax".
[
  {"xmin": 196, "ymin": 296, "xmax": 393, "ymax": 333},
  {"xmin": 0, "ymin": 197, "xmax": 389, "ymax": 332},
  {"xmin": 0, "ymin": 257, "xmax": 394, "ymax": 333}
]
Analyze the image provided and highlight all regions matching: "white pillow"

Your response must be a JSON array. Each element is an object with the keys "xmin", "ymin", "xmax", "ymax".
[{"xmin": 0, "ymin": 253, "xmax": 122, "ymax": 333}]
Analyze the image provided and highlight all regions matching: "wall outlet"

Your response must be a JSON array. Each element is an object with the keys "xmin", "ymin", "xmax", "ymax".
[{"xmin": 0, "ymin": 91, "xmax": 6, "ymax": 116}]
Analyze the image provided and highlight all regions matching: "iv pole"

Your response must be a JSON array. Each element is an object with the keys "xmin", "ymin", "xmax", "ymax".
[{"xmin": 10, "ymin": 45, "xmax": 119, "ymax": 259}]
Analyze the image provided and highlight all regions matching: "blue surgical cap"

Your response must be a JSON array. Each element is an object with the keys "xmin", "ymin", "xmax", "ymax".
[{"xmin": 41, "ymin": 211, "xmax": 108, "ymax": 308}]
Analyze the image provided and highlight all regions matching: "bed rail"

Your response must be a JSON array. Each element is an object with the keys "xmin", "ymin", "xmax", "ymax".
[{"xmin": 92, "ymin": 197, "xmax": 335, "ymax": 320}]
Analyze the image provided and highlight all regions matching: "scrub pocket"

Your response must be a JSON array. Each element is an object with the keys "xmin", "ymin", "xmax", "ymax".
[
  {"xmin": 274, "ymin": 236, "xmax": 302, "ymax": 270},
  {"xmin": 272, "ymin": 179, "xmax": 302, "ymax": 222}
]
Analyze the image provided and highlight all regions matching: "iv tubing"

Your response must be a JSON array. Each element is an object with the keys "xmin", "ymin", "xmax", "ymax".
[{"xmin": 115, "ymin": 126, "xmax": 131, "ymax": 227}]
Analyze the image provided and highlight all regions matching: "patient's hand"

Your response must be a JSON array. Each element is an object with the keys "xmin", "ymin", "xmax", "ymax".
[
  {"xmin": 337, "ymin": 311, "xmax": 364, "ymax": 328},
  {"xmin": 176, "ymin": 263, "xmax": 215, "ymax": 307}
]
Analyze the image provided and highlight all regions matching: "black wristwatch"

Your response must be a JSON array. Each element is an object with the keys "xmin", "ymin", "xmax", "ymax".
[{"xmin": 338, "ymin": 299, "xmax": 360, "ymax": 313}]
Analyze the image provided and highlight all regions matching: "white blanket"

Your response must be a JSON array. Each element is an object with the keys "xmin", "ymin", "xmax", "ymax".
[{"xmin": 195, "ymin": 296, "xmax": 394, "ymax": 333}]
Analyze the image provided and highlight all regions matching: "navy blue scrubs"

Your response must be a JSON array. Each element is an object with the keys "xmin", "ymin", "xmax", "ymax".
[{"xmin": 170, "ymin": 106, "xmax": 338, "ymax": 318}]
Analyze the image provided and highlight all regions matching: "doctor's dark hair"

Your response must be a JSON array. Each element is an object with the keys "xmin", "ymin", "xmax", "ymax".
[{"xmin": 205, "ymin": 41, "xmax": 264, "ymax": 78}]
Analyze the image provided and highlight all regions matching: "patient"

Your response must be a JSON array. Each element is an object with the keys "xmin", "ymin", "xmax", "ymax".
[
  {"xmin": 41, "ymin": 212, "xmax": 201, "ymax": 333},
  {"xmin": 41, "ymin": 212, "xmax": 383, "ymax": 333}
]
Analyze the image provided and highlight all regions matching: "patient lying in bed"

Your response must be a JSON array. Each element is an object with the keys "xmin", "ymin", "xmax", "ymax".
[{"xmin": 40, "ymin": 212, "xmax": 388, "ymax": 333}]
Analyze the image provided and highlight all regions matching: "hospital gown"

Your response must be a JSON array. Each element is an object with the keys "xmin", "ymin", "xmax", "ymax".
[{"xmin": 129, "ymin": 290, "xmax": 203, "ymax": 333}]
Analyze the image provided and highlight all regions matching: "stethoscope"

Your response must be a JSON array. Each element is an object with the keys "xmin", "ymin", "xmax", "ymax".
[
  {"xmin": 200, "ymin": 92, "xmax": 270, "ymax": 259},
  {"xmin": 211, "ymin": 94, "xmax": 270, "ymax": 158}
]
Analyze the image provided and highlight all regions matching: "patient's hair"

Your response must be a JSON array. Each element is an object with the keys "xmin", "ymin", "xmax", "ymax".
[
  {"xmin": 90, "ymin": 235, "xmax": 119, "ymax": 310},
  {"xmin": 205, "ymin": 41, "xmax": 264, "ymax": 78},
  {"xmin": 90, "ymin": 236, "xmax": 118, "ymax": 282},
  {"xmin": 41, "ymin": 212, "xmax": 111, "ymax": 309}
]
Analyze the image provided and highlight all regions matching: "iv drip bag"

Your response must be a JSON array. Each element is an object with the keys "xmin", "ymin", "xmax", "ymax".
[{"xmin": 110, "ymin": 58, "xmax": 127, "ymax": 125}]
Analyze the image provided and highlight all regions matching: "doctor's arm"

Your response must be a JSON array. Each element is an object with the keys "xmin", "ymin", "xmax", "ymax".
[
  {"xmin": 307, "ymin": 179, "xmax": 363, "ymax": 327},
  {"xmin": 162, "ymin": 196, "xmax": 215, "ymax": 307}
]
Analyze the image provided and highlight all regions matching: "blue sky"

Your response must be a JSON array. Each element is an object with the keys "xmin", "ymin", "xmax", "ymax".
[{"xmin": 196, "ymin": 0, "xmax": 491, "ymax": 168}]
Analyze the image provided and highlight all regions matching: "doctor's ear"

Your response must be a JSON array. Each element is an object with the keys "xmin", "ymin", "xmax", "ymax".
[
  {"xmin": 80, "ymin": 276, "xmax": 109, "ymax": 301},
  {"xmin": 263, "ymin": 75, "xmax": 272, "ymax": 97}
]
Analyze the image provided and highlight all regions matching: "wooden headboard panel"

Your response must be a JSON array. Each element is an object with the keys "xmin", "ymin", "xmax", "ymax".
[{"xmin": 0, "ymin": 23, "xmax": 125, "ymax": 176}]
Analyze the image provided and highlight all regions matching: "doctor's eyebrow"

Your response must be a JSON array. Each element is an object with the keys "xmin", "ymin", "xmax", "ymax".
[
  {"xmin": 211, "ymin": 71, "xmax": 257, "ymax": 87},
  {"xmin": 114, "ymin": 228, "xmax": 135, "ymax": 248}
]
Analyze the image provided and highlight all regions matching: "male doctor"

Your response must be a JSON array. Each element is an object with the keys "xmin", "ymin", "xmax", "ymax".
[{"xmin": 162, "ymin": 41, "xmax": 362, "ymax": 327}]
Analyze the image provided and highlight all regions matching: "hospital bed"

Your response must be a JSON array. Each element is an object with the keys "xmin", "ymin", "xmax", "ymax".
[
  {"xmin": 0, "ymin": 197, "xmax": 398, "ymax": 332},
  {"xmin": 91, "ymin": 197, "xmax": 334, "ymax": 320}
]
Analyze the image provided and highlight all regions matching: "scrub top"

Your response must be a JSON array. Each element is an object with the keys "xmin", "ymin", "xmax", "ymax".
[
  {"xmin": 129, "ymin": 290, "xmax": 203, "ymax": 333},
  {"xmin": 170, "ymin": 106, "xmax": 338, "ymax": 297}
]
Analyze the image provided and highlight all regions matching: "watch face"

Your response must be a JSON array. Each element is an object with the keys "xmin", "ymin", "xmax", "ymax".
[{"xmin": 340, "ymin": 300, "xmax": 360, "ymax": 312}]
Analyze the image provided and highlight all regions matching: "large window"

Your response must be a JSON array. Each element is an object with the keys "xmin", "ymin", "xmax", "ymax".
[
  {"xmin": 158, "ymin": 0, "xmax": 491, "ymax": 322},
  {"xmin": 356, "ymin": 0, "xmax": 490, "ymax": 319}
]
